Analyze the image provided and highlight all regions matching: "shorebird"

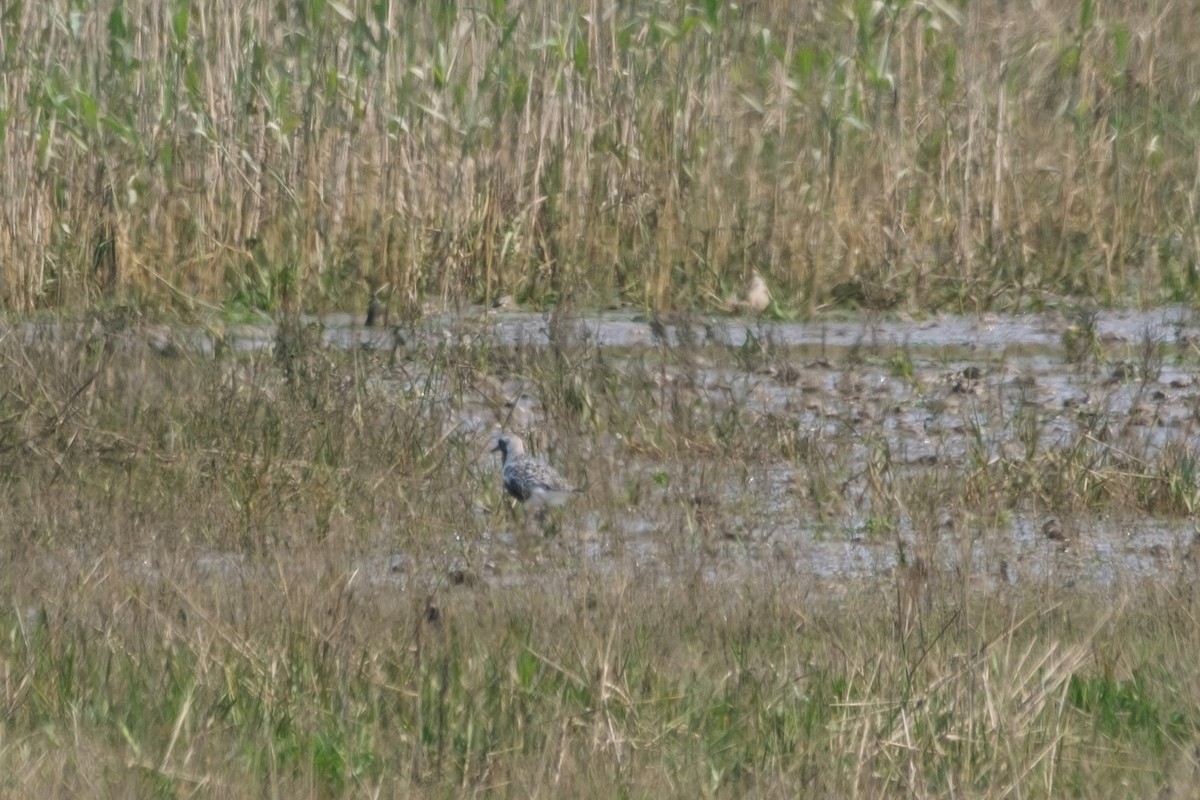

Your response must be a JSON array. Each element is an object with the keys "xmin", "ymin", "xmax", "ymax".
[{"xmin": 491, "ymin": 433, "xmax": 580, "ymax": 509}]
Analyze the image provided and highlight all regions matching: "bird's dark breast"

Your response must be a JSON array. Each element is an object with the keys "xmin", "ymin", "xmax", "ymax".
[{"xmin": 504, "ymin": 476, "xmax": 531, "ymax": 501}]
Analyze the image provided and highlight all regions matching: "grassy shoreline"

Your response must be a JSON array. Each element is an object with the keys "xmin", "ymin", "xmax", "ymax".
[{"xmin": 4, "ymin": 551, "xmax": 1198, "ymax": 797}]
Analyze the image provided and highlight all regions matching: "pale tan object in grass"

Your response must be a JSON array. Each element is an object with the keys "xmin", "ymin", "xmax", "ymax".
[
  {"xmin": 726, "ymin": 271, "xmax": 771, "ymax": 314},
  {"xmin": 744, "ymin": 272, "xmax": 771, "ymax": 312}
]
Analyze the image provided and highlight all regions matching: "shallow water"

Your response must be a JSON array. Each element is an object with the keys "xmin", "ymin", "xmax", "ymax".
[
  {"xmin": 15, "ymin": 305, "xmax": 1200, "ymax": 591},
  {"xmin": 385, "ymin": 306, "xmax": 1197, "ymax": 591},
  {"xmin": 18, "ymin": 303, "xmax": 1200, "ymax": 354}
]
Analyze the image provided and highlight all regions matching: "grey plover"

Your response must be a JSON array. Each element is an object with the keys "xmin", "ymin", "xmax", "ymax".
[{"xmin": 492, "ymin": 433, "xmax": 580, "ymax": 508}]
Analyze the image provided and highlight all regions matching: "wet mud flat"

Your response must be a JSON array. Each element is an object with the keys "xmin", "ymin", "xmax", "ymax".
[
  {"xmin": 12, "ymin": 306, "xmax": 1200, "ymax": 596},
  {"xmin": 435, "ymin": 307, "xmax": 1200, "ymax": 596}
]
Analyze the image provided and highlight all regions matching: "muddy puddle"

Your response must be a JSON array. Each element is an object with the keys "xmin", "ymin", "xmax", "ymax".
[
  {"xmin": 357, "ymin": 305, "xmax": 1199, "ymax": 593},
  {"xmin": 529, "ymin": 308, "xmax": 1190, "ymax": 590},
  {"xmin": 18, "ymin": 306, "xmax": 1200, "ymax": 593}
]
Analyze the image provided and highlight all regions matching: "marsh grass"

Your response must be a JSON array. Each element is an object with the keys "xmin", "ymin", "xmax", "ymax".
[
  {"xmin": 2, "ymin": 0, "xmax": 1197, "ymax": 314},
  {"xmin": 2, "ymin": 315, "xmax": 1200, "ymax": 795},
  {"xmin": 5, "ymin": 535, "xmax": 1200, "ymax": 797}
]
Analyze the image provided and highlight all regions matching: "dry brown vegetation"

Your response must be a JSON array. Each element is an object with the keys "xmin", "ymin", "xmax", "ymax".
[
  {"xmin": 4, "ymin": 0, "xmax": 1200, "ymax": 795},
  {"xmin": 1, "ymin": 313, "xmax": 1200, "ymax": 796},
  {"xmin": 1, "ymin": 0, "xmax": 1197, "ymax": 314}
]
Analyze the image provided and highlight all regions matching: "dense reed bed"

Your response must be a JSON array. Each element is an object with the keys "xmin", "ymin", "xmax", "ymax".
[{"xmin": 1, "ymin": 0, "xmax": 1196, "ymax": 315}]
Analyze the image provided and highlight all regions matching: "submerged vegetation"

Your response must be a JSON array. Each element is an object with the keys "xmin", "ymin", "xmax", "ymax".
[{"xmin": 1, "ymin": 0, "xmax": 1197, "ymax": 314}]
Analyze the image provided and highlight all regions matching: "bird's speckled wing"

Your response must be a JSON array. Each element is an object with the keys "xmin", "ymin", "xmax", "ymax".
[{"xmin": 503, "ymin": 455, "xmax": 577, "ymax": 506}]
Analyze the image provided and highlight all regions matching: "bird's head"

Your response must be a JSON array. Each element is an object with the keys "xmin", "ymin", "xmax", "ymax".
[{"xmin": 491, "ymin": 433, "xmax": 525, "ymax": 459}]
